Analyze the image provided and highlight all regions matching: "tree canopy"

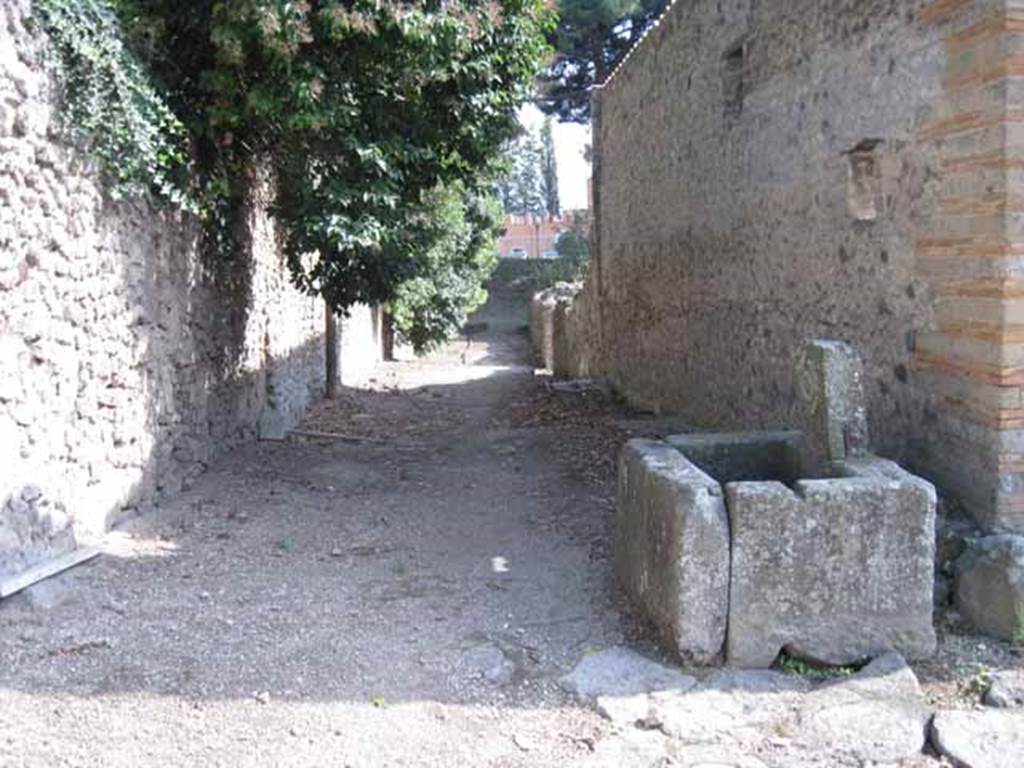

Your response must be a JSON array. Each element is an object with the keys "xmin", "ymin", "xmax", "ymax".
[
  {"xmin": 537, "ymin": 0, "xmax": 665, "ymax": 122},
  {"xmin": 495, "ymin": 117, "xmax": 559, "ymax": 218},
  {"xmin": 36, "ymin": 0, "xmax": 552, "ymax": 349},
  {"xmin": 539, "ymin": 117, "xmax": 560, "ymax": 217}
]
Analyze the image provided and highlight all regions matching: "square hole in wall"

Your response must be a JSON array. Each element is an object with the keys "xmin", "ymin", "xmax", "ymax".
[
  {"xmin": 846, "ymin": 139, "xmax": 883, "ymax": 221},
  {"xmin": 723, "ymin": 40, "xmax": 746, "ymax": 120}
]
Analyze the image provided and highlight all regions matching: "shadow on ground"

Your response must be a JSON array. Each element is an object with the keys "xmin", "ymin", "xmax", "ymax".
[{"xmin": 2, "ymin": 269, "xmax": 1015, "ymax": 767}]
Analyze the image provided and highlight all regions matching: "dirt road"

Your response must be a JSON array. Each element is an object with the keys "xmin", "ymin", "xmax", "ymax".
[
  {"xmin": 0, "ymin": 300, "xmax": 644, "ymax": 766},
  {"xmin": 3, "ymin": 277, "xmax": 1019, "ymax": 767}
]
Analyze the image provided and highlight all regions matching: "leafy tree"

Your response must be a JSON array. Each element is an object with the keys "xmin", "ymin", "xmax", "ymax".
[
  {"xmin": 539, "ymin": 117, "xmax": 559, "ymax": 217},
  {"xmin": 38, "ymin": 0, "xmax": 552, "ymax": 350},
  {"xmin": 390, "ymin": 183, "xmax": 502, "ymax": 351},
  {"xmin": 533, "ymin": 224, "xmax": 590, "ymax": 288},
  {"xmin": 495, "ymin": 120, "xmax": 559, "ymax": 218},
  {"xmin": 537, "ymin": 0, "xmax": 665, "ymax": 122},
  {"xmin": 555, "ymin": 228, "xmax": 588, "ymax": 262},
  {"xmin": 512, "ymin": 132, "xmax": 546, "ymax": 216},
  {"xmin": 496, "ymin": 130, "xmax": 544, "ymax": 216}
]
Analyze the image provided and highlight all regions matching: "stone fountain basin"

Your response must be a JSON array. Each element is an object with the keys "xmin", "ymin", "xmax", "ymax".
[{"xmin": 616, "ymin": 431, "xmax": 936, "ymax": 668}]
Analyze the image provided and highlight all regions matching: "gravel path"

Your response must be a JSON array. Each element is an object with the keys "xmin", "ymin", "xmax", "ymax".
[
  {"xmin": 3, "ymin": 282, "xmax": 1021, "ymax": 767},
  {"xmin": 0, "ymin": 317, "xmax": 639, "ymax": 767}
]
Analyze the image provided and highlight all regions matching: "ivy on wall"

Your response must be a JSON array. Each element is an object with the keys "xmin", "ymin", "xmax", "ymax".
[
  {"xmin": 31, "ymin": 0, "xmax": 552, "ymax": 351},
  {"xmin": 33, "ymin": 0, "xmax": 193, "ymax": 209}
]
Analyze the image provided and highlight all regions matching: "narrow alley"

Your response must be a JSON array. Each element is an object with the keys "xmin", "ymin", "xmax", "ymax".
[{"xmin": 0, "ymin": 278, "xmax": 644, "ymax": 766}]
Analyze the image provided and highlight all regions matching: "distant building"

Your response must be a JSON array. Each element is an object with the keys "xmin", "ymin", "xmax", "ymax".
[{"xmin": 497, "ymin": 215, "xmax": 565, "ymax": 259}]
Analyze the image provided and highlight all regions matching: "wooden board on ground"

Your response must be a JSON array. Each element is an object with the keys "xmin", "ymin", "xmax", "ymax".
[{"xmin": 0, "ymin": 547, "xmax": 101, "ymax": 599}]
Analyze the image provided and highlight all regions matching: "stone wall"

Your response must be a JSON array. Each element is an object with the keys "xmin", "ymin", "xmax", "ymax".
[
  {"xmin": 588, "ymin": 0, "xmax": 1024, "ymax": 531},
  {"xmin": 0, "ymin": 2, "xmax": 375, "ymax": 579}
]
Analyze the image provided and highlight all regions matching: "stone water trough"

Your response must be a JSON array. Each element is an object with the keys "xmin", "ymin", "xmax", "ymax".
[{"xmin": 616, "ymin": 342, "xmax": 937, "ymax": 668}]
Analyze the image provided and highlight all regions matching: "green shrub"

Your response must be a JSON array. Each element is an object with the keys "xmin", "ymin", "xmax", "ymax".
[
  {"xmin": 34, "ymin": 0, "xmax": 552, "ymax": 349},
  {"xmin": 389, "ymin": 185, "xmax": 502, "ymax": 352}
]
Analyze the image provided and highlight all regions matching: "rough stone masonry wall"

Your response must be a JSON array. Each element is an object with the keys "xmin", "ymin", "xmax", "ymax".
[
  {"xmin": 589, "ymin": 0, "xmax": 1024, "ymax": 532},
  {"xmin": 0, "ymin": 2, "xmax": 334, "ymax": 579}
]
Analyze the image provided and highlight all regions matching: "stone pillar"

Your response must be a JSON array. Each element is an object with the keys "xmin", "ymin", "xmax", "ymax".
[
  {"xmin": 913, "ymin": 0, "xmax": 1024, "ymax": 532},
  {"xmin": 794, "ymin": 340, "xmax": 870, "ymax": 470}
]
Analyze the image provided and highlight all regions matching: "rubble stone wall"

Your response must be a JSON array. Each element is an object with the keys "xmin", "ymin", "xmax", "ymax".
[
  {"xmin": 590, "ymin": 0, "xmax": 1024, "ymax": 530},
  {"xmin": 0, "ymin": 2, "xmax": 373, "ymax": 579}
]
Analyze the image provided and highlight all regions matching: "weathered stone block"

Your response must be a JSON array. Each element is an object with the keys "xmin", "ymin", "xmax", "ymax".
[
  {"xmin": 529, "ymin": 283, "xmax": 578, "ymax": 372},
  {"xmin": 552, "ymin": 294, "xmax": 575, "ymax": 378},
  {"xmin": 794, "ymin": 339, "xmax": 870, "ymax": 467},
  {"xmin": 615, "ymin": 439, "xmax": 730, "ymax": 664},
  {"xmin": 955, "ymin": 535, "xmax": 1024, "ymax": 641},
  {"xmin": 726, "ymin": 454, "xmax": 937, "ymax": 667},
  {"xmin": 528, "ymin": 289, "xmax": 559, "ymax": 370},
  {"xmin": 527, "ymin": 290, "xmax": 548, "ymax": 362},
  {"xmin": 931, "ymin": 710, "xmax": 1024, "ymax": 768}
]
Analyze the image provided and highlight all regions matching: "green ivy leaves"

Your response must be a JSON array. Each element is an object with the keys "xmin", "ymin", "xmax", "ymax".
[
  {"xmin": 34, "ymin": 0, "xmax": 194, "ymax": 210},
  {"xmin": 34, "ymin": 0, "xmax": 552, "ymax": 351}
]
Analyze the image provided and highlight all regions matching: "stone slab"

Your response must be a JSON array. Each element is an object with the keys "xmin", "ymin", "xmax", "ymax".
[
  {"xmin": 647, "ymin": 653, "xmax": 927, "ymax": 765},
  {"xmin": 558, "ymin": 646, "xmax": 696, "ymax": 724},
  {"xmin": 794, "ymin": 653, "xmax": 930, "ymax": 765},
  {"xmin": 551, "ymin": 294, "xmax": 576, "ymax": 379},
  {"xmin": 794, "ymin": 340, "xmax": 870, "ymax": 467},
  {"xmin": 615, "ymin": 439, "xmax": 730, "ymax": 664},
  {"xmin": 529, "ymin": 283, "xmax": 577, "ymax": 372},
  {"xmin": 528, "ymin": 290, "xmax": 555, "ymax": 367},
  {"xmin": 931, "ymin": 710, "xmax": 1024, "ymax": 768},
  {"xmin": 726, "ymin": 456, "xmax": 937, "ymax": 667}
]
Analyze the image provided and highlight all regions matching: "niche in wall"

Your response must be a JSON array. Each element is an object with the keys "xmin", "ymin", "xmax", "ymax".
[
  {"xmin": 845, "ymin": 139, "xmax": 884, "ymax": 221},
  {"xmin": 723, "ymin": 39, "xmax": 747, "ymax": 120}
]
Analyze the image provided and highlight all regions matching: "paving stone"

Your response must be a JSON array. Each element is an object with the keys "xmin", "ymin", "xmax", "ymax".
[
  {"xmin": 702, "ymin": 668, "xmax": 812, "ymax": 695},
  {"xmin": 793, "ymin": 654, "xmax": 930, "ymax": 764},
  {"xmin": 569, "ymin": 729, "xmax": 670, "ymax": 768},
  {"xmin": 578, "ymin": 653, "xmax": 930, "ymax": 766},
  {"xmin": 931, "ymin": 709, "xmax": 1024, "ymax": 768},
  {"xmin": 559, "ymin": 646, "xmax": 696, "ymax": 724},
  {"xmin": 650, "ymin": 686, "xmax": 786, "ymax": 745},
  {"xmin": 649, "ymin": 664, "xmax": 811, "ymax": 746},
  {"xmin": 669, "ymin": 745, "xmax": 770, "ymax": 768},
  {"xmin": 455, "ymin": 643, "xmax": 514, "ymax": 686}
]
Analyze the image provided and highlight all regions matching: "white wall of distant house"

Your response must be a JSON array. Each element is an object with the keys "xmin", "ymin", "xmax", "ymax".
[{"xmin": 518, "ymin": 105, "xmax": 591, "ymax": 211}]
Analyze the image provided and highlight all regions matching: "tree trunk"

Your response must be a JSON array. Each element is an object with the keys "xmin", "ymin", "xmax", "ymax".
[
  {"xmin": 592, "ymin": 33, "xmax": 608, "ymax": 85},
  {"xmin": 325, "ymin": 306, "xmax": 340, "ymax": 399}
]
